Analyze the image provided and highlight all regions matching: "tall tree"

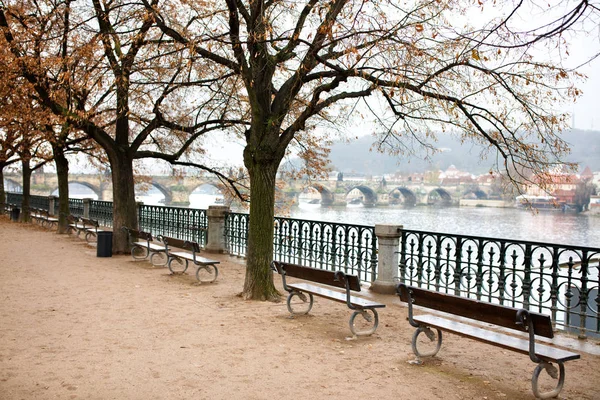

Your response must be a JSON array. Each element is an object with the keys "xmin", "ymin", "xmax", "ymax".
[
  {"xmin": 148, "ymin": 0, "xmax": 599, "ymax": 299},
  {"xmin": 1, "ymin": 0, "xmax": 246, "ymax": 251}
]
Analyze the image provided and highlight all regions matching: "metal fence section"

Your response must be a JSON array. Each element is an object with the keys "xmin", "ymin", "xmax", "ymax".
[
  {"xmin": 29, "ymin": 195, "xmax": 49, "ymax": 211},
  {"xmin": 90, "ymin": 200, "xmax": 113, "ymax": 227},
  {"xmin": 139, "ymin": 204, "xmax": 208, "ymax": 246},
  {"xmin": 69, "ymin": 198, "xmax": 84, "ymax": 216},
  {"xmin": 224, "ymin": 212, "xmax": 249, "ymax": 257},
  {"xmin": 398, "ymin": 229, "xmax": 600, "ymax": 338},
  {"xmin": 224, "ymin": 213, "xmax": 378, "ymax": 282},
  {"xmin": 6, "ymin": 192, "xmax": 23, "ymax": 207}
]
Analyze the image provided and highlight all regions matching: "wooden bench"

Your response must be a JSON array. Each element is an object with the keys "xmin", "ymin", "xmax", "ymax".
[
  {"xmin": 122, "ymin": 227, "xmax": 168, "ymax": 266},
  {"xmin": 79, "ymin": 217, "xmax": 104, "ymax": 242},
  {"xmin": 157, "ymin": 235, "xmax": 219, "ymax": 283},
  {"xmin": 66, "ymin": 215, "xmax": 86, "ymax": 237},
  {"xmin": 271, "ymin": 261, "xmax": 386, "ymax": 337},
  {"xmin": 66, "ymin": 216, "xmax": 104, "ymax": 242},
  {"xmin": 31, "ymin": 208, "xmax": 58, "ymax": 229},
  {"xmin": 396, "ymin": 283, "xmax": 580, "ymax": 399}
]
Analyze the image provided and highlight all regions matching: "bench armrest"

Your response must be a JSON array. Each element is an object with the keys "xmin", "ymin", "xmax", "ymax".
[
  {"xmin": 516, "ymin": 309, "xmax": 543, "ymax": 364},
  {"xmin": 334, "ymin": 271, "xmax": 356, "ymax": 310},
  {"xmin": 396, "ymin": 283, "xmax": 420, "ymax": 328}
]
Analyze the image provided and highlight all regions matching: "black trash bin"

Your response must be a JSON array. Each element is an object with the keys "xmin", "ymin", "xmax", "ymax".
[
  {"xmin": 97, "ymin": 231, "xmax": 113, "ymax": 257},
  {"xmin": 10, "ymin": 207, "xmax": 20, "ymax": 222}
]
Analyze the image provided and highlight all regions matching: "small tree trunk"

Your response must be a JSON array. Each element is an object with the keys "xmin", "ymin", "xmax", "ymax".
[
  {"xmin": 109, "ymin": 151, "xmax": 138, "ymax": 254},
  {"xmin": 21, "ymin": 158, "xmax": 31, "ymax": 222},
  {"xmin": 0, "ymin": 166, "xmax": 5, "ymax": 215},
  {"xmin": 53, "ymin": 144, "xmax": 70, "ymax": 233},
  {"xmin": 242, "ymin": 160, "xmax": 280, "ymax": 301}
]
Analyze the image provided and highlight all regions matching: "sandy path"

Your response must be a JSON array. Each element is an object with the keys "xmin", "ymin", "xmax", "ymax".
[{"xmin": 1, "ymin": 217, "xmax": 599, "ymax": 400}]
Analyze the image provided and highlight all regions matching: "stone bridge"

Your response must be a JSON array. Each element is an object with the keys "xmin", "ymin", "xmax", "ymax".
[
  {"xmin": 5, "ymin": 172, "xmax": 495, "ymax": 207},
  {"xmin": 282, "ymin": 179, "xmax": 493, "ymax": 207},
  {"xmin": 4, "ymin": 172, "xmax": 224, "ymax": 206}
]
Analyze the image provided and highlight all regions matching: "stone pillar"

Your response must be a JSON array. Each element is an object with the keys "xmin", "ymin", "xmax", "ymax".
[
  {"xmin": 83, "ymin": 198, "xmax": 92, "ymax": 218},
  {"xmin": 48, "ymin": 196, "xmax": 57, "ymax": 215},
  {"xmin": 205, "ymin": 205, "xmax": 229, "ymax": 253},
  {"xmin": 370, "ymin": 224, "xmax": 403, "ymax": 294}
]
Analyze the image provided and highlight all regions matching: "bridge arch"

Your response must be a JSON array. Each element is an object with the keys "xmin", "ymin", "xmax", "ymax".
[
  {"xmin": 298, "ymin": 184, "xmax": 335, "ymax": 206},
  {"xmin": 427, "ymin": 188, "xmax": 452, "ymax": 206},
  {"xmin": 3, "ymin": 178, "xmax": 22, "ymax": 193},
  {"xmin": 346, "ymin": 185, "xmax": 377, "ymax": 206},
  {"xmin": 462, "ymin": 188, "xmax": 488, "ymax": 200},
  {"xmin": 52, "ymin": 181, "xmax": 102, "ymax": 199},
  {"xmin": 134, "ymin": 182, "xmax": 173, "ymax": 205},
  {"xmin": 389, "ymin": 187, "xmax": 417, "ymax": 207}
]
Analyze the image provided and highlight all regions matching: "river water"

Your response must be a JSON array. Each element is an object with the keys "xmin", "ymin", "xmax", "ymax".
[
  {"xmin": 63, "ymin": 182, "xmax": 599, "ymax": 249},
  {"xmin": 289, "ymin": 204, "xmax": 600, "ymax": 249}
]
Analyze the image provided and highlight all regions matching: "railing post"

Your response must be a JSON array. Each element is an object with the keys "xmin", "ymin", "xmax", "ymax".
[
  {"xmin": 370, "ymin": 224, "xmax": 402, "ymax": 294},
  {"xmin": 82, "ymin": 198, "xmax": 91, "ymax": 218},
  {"xmin": 205, "ymin": 205, "xmax": 230, "ymax": 254},
  {"xmin": 48, "ymin": 196, "xmax": 57, "ymax": 215}
]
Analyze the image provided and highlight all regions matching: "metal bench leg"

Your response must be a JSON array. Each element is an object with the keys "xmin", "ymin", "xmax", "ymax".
[
  {"xmin": 85, "ymin": 231, "xmax": 97, "ymax": 243},
  {"xmin": 411, "ymin": 326, "xmax": 443, "ymax": 358},
  {"xmin": 286, "ymin": 291, "xmax": 314, "ymax": 316},
  {"xmin": 532, "ymin": 361, "xmax": 565, "ymax": 399},
  {"xmin": 131, "ymin": 245, "xmax": 149, "ymax": 260},
  {"xmin": 196, "ymin": 264, "xmax": 218, "ymax": 283},
  {"xmin": 150, "ymin": 252, "xmax": 168, "ymax": 266},
  {"xmin": 168, "ymin": 256, "xmax": 188, "ymax": 274},
  {"xmin": 349, "ymin": 308, "xmax": 379, "ymax": 336}
]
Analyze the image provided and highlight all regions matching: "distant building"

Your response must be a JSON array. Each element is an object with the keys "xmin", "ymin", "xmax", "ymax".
[
  {"xmin": 520, "ymin": 166, "xmax": 593, "ymax": 211},
  {"xmin": 589, "ymin": 195, "xmax": 600, "ymax": 214},
  {"xmin": 438, "ymin": 165, "xmax": 475, "ymax": 186}
]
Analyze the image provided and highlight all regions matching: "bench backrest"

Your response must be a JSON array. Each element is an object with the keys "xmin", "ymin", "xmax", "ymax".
[
  {"xmin": 161, "ymin": 236, "xmax": 201, "ymax": 253},
  {"xmin": 80, "ymin": 218, "xmax": 99, "ymax": 228},
  {"xmin": 397, "ymin": 284, "xmax": 554, "ymax": 338},
  {"xmin": 272, "ymin": 261, "xmax": 361, "ymax": 292},
  {"xmin": 123, "ymin": 227, "xmax": 152, "ymax": 241}
]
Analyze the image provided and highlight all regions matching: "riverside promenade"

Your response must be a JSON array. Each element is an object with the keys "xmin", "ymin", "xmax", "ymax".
[{"xmin": 1, "ymin": 217, "xmax": 599, "ymax": 400}]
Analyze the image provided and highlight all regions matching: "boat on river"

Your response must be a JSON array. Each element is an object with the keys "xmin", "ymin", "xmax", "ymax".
[{"xmin": 515, "ymin": 195, "xmax": 564, "ymax": 210}]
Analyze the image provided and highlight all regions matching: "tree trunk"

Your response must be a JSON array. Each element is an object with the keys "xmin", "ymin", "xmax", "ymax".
[
  {"xmin": 21, "ymin": 159, "xmax": 31, "ymax": 222},
  {"xmin": 242, "ymin": 160, "xmax": 280, "ymax": 301},
  {"xmin": 109, "ymin": 150, "xmax": 138, "ymax": 254},
  {"xmin": 0, "ymin": 166, "xmax": 5, "ymax": 215},
  {"xmin": 52, "ymin": 144, "xmax": 70, "ymax": 233}
]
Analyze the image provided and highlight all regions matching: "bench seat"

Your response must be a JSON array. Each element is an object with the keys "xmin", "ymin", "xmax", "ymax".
[
  {"xmin": 169, "ymin": 251, "xmax": 219, "ymax": 266},
  {"xmin": 132, "ymin": 240, "xmax": 165, "ymax": 252},
  {"xmin": 157, "ymin": 235, "xmax": 219, "ymax": 283},
  {"xmin": 413, "ymin": 314, "xmax": 580, "ymax": 363},
  {"xmin": 288, "ymin": 282, "xmax": 386, "ymax": 310},
  {"xmin": 123, "ymin": 227, "xmax": 168, "ymax": 266},
  {"xmin": 397, "ymin": 283, "xmax": 580, "ymax": 399},
  {"xmin": 273, "ymin": 261, "xmax": 385, "ymax": 337}
]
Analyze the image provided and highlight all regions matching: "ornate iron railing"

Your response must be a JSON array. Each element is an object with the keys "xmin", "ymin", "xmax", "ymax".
[
  {"xmin": 69, "ymin": 198, "xmax": 84, "ymax": 216},
  {"xmin": 225, "ymin": 212, "xmax": 249, "ymax": 257},
  {"xmin": 90, "ymin": 200, "xmax": 113, "ymax": 227},
  {"xmin": 6, "ymin": 192, "xmax": 23, "ymax": 207},
  {"xmin": 398, "ymin": 229, "xmax": 600, "ymax": 338},
  {"xmin": 224, "ymin": 213, "xmax": 378, "ymax": 282},
  {"xmin": 139, "ymin": 204, "xmax": 208, "ymax": 246},
  {"xmin": 29, "ymin": 195, "xmax": 49, "ymax": 211}
]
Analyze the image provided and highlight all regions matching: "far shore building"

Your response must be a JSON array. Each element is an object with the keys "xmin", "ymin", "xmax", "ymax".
[{"xmin": 519, "ymin": 166, "xmax": 594, "ymax": 211}]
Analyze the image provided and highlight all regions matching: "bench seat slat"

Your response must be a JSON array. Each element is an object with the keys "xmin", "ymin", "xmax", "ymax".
[
  {"xmin": 289, "ymin": 282, "xmax": 385, "ymax": 309},
  {"xmin": 414, "ymin": 314, "xmax": 580, "ymax": 363},
  {"xmin": 132, "ymin": 241, "xmax": 165, "ymax": 252},
  {"xmin": 170, "ymin": 251, "xmax": 219, "ymax": 265}
]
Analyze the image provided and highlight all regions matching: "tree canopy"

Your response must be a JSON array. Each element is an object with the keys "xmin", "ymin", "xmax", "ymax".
[{"xmin": 2, "ymin": 0, "xmax": 598, "ymax": 298}]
